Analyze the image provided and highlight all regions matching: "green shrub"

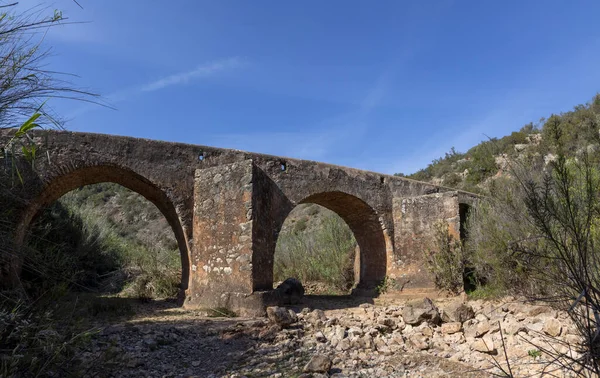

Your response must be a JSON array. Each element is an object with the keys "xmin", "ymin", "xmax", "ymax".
[
  {"xmin": 0, "ymin": 297, "xmax": 98, "ymax": 377},
  {"xmin": 274, "ymin": 212, "xmax": 356, "ymax": 292},
  {"xmin": 464, "ymin": 175, "xmax": 547, "ymax": 297},
  {"xmin": 307, "ymin": 205, "xmax": 320, "ymax": 216},
  {"xmin": 19, "ymin": 184, "xmax": 182, "ymax": 301},
  {"xmin": 443, "ymin": 172, "xmax": 462, "ymax": 187},
  {"xmin": 426, "ymin": 221, "xmax": 466, "ymax": 294}
]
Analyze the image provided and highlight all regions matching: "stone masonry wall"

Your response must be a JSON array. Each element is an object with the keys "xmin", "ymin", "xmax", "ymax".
[
  {"xmin": 390, "ymin": 191, "xmax": 461, "ymax": 289},
  {"xmin": 251, "ymin": 165, "xmax": 294, "ymax": 291},
  {"xmin": 0, "ymin": 129, "xmax": 480, "ymax": 309},
  {"xmin": 189, "ymin": 160, "xmax": 255, "ymax": 307}
]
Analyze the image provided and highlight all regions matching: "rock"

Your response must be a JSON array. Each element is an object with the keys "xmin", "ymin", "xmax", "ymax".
[
  {"xmin": 303, "ymin": 355, "xmax": 332, "ymax": 373},
  {"xmin": 258, "ymin": 324, "xmax": 280, "ymax": 340},
  {"xmin": 454, "ymin": 304, "xmax": 475, "ymax": 323},
  {"xmin": 514, "ymin": 143, "xmax": 528, "ymax": 152},
  {"xmin": 408, "ymin": 334, "xmax": 430, "ymax": 350},
  {"xmin": 441, "ymin": 302, "xmax": 475, "ymax": 323},
  {"xmin": 314, "ymin": 331, "xmax": 327, "ymax": 342},
  {"xmin": 402, "ymin": 298, "xmax": 441, "ymax": 326},
  {"xmin": 307, "ymin": 309, "xmax": 327, "ymax": 324},
  {"xmin": 377, "ymin": 317, "xmax": 395, "ymax": 329},
  {"xmin": 526, "ymin": 321, "xmax": 544, "ymax": 333},
  {"xmin": 359, "ymin": 334, "xmax": 374, "ymax": 349},
  {"xmin": 266, "ymin": 306, "xmax": 297, "ymax": 327},
  {"xmin": 348, "ymin": 327, "xmax": 363, "ymax": 337},
  {"xmin": 471, "ymin": 337, "xmax": 497, "ymax": 354},
  {"xmin": 126, "ymin": 358, "xmax": 144, "ymax": 368},
  {"xmin": 474, "ymin": 321, "xmax": 491, "ymax": 338},
  {"xmin": 336, "ymin": 338, "xmax": 351, "ymax": 351},
  {"xmin": 529, "ymin": 306, "xmax": 552, "ymax": 317},
  {"xmin": 276, "ymin": 277, "xmax": 305, "ymax": 304},
  {"xmin": 441, "ymin": 322, "xmax": 462, "ymax": 334},
  {"xmin": 502, "ymin": 319, "xmax": 527, "ymax": 335},
  {"xmin": 543, "ymin": 318, "xmax": 562, "ymax": 337}
]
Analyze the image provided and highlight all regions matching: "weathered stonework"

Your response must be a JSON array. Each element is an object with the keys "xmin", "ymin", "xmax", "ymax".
[
  {"xmin": 390, "ymin": 192, "xmax": 463, "ymax": 289},
  {"xmin": 0, "ymin": 129, "xmax": 478, "ymax": 315},
  {"xmin": 191, "ymin": 160, "xmax": 255, "ymax": 299}
]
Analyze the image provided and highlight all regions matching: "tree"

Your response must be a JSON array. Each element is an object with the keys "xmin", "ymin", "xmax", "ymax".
[
  {"xmin": 0, "ymin": 2, "xmax": 96, "ymax": 131},
  {"xmin": 512, "ymin": 153, "xmax": 600, "ymax": 375}
]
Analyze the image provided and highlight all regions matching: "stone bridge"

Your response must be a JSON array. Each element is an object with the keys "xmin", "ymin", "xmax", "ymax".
[{"xmin": 1, "ymin": 130, "xmax": 477, "ymax": 315}]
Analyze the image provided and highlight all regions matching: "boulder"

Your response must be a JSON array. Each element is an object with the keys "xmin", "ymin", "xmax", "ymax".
[
  {"xmin": 276, "ymin": 277, "xmax": 305, "ymax": 304},
  {"xmin": 441, "ymin": 322, "xmax": 462, "ymax": 335},
  {"xmin": 402, "ymin": 298, "xmax": 441, "ymax": 326},
  {"xmin": 266, "ymin": 306, "xmax": 297, "ymax": 327},
  {"xmin": 471, "ymin": 336, "xmax": 497, "ymax": 355},
  {"xmin": 408, "ymin": 334, "xmax": 430, "ymax": 350},
  {"xmin": 303, "ymin": 355, "xmax": 332, "ymax": 373},
  {"xmin": 441, "ymin": 302, "xmax": 475, "ymax": 323},
  {"xmin": 543, "ymin": 318, "xmax": 562, "ymax": 337}
]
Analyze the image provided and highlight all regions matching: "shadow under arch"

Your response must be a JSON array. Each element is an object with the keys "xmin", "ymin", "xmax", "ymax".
[
  {"xmin": 14, "ymin": 164, "xmax": 190, "ymax": 296},
  {"xmin": 269, "ymin": 190, "xmax": 387, "ymax": 293}
]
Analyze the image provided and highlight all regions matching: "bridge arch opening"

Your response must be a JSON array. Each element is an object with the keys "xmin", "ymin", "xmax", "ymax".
[
  {"xmin": 15, "ymin": 165, "xmax": 190, "ymax": 298},
  {"xmin": 274, "ymin": 203, "xmax": 359, "ymax": 294},
  {"xmin": 268, "ymin": 191, "xmax": 387, "ymax": 294}
]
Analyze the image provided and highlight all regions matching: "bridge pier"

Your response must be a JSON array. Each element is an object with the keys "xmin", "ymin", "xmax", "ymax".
[
  {"xmin": 187, "ymin": 159, "xmax": 289, "ymax": 316},
  {"xmin": 0, "ymin": 130, "xmax": 479, "ymax": 314}
]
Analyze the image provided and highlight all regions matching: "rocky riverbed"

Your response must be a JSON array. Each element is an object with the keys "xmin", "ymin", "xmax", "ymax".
[{"xmin": 77, "ymin": 295, "xmax": 582, "ymax": 377}]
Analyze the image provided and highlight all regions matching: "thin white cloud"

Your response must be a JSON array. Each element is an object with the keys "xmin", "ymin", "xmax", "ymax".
[
  {"xmin": 66, "ymin": 57, "xmax": 243, "ymax": 119},
  {"xmin": 141, "ymin": 58, "xmax": 243, "ymax": 92}
]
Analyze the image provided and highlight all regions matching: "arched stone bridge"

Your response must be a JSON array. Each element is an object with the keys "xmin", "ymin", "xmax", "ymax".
[{"xmin": 1, "ymin": 130, "xmax": 477, "ymax": 315}]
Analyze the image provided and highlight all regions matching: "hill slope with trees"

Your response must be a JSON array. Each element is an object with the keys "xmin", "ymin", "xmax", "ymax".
[{"xmin": 399, "ymin": 94, "xmax": 600, "ymax": 193}]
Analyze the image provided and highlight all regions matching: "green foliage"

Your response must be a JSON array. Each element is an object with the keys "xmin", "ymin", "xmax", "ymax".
[
  {"xmin": 528, "ymin": 349, "xmax": 542, "ymax": 358},
  {"xmin": 23, "ymin": 200, "xmax": 124, "ymax": 295},
  {"xmin": 464, "ymin": 141, "xmax": 498, "ymax": 185},
  {"xmin": 0, "ymin": 3, "xmax": 95, "ymax": 131},
  {"xmin": 293, "ymin": 218, "xmax": 308, "ymax": 233},
  {"xmin": 274, "ymin": 210, "xmax": 357, "ymax": 293},
  {"xmin": 400, "ymin": 94, "xmax": 600, "ymax": 194},
  {"xmin": 0, "ymin": 297, "xmax": 98, "ymax": 377},
  {"xmin": 443, "ymin": 172, "xmax": 462, "ymax": 187},
  {"xmin": 206, "ymin": 307, "xmax": 237, "ymax": 318},
  {"xmin": 426, "ymin": 221, "xmax": 466, "ymax": 294},
  {"xmin": 20, "ymin": 183, "xmax": 181, "ymax": 300},
  {"xmin": 464, "ymin": 177, "xmax": 541, "ymax": 296},
  {"xmin": 408, "ymin": 147, "xmax": 466, "ymax": 183},
  {"xmin": 375, "ymin": 276, "xmax": 400, "ymax": 295}
]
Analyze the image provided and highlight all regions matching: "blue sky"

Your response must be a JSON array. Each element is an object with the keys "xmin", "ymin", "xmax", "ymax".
[{"xmin": 15, "ymin": 0, "xmax": 600, "ymax": 174}]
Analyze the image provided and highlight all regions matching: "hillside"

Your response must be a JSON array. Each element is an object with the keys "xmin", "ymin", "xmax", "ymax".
[{"xmin": 399, "ymin": 94, "xmax": 600, "ymax": 192}]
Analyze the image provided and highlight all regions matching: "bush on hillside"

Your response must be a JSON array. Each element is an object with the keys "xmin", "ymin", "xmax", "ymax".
[
  {"xmin": 274, "ymin": 214, "xmax": 357, "ymax": 293},
  {"xmin": 464, "ymin": 177, "xmax": 542, "ymax": 295},
  {"xmin": 426, "ymin": 221, "xmax": 467, "ymax": 294}
]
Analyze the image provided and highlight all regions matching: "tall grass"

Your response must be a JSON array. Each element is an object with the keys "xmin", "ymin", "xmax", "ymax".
[
  {"xmin": 20, "ymin": 185, "xmax": 181, "ymax": 299},
  {"xmin": 0, "ymin": 182, "xmax": 182, "ymax": 376},
  {"xmin": 274, "ymin": 213, "xmax": 357, "ymax": 292}
]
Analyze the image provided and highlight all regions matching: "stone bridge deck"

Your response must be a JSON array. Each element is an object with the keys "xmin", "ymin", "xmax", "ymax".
[{"xmin": 1, "ymin": 129, "xmax": 478, "ymax": 315}]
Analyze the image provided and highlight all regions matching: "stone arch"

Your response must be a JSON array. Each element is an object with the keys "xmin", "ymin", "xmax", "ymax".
[
  {"xmin": 264, "ymin": 190, "xmax": 388, "ymax": 292},
  {"xmin": 14, "ymin": 164, "xmax": 191, "ymax": 294}
]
